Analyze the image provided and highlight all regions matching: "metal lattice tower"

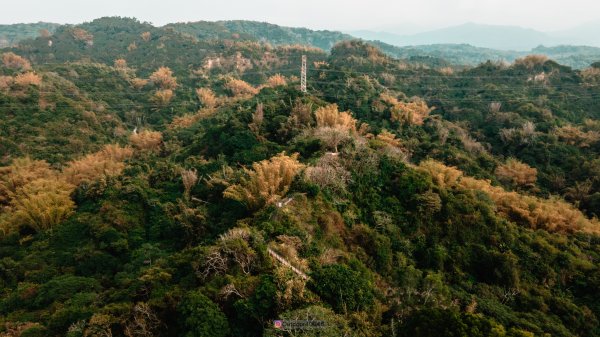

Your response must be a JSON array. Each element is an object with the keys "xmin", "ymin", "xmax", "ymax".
[{"xmin": 300, "ymin": 55, "xmax": 307, "ymax": 93}]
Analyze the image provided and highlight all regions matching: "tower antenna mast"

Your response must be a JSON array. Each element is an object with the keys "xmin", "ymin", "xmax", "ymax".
[{"xmin": 300, "ymin": 55, "xmax": 307, "ymax": 93}]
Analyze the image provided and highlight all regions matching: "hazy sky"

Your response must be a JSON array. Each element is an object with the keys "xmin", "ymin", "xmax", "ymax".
[{"xmin": 2, "ymin": 0, "xmax": 599, "ymax": 33}]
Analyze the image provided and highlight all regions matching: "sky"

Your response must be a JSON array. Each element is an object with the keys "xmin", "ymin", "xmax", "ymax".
[{"xmin": 1, "ymin": 0, "xmax": 599, "ymax": 33}]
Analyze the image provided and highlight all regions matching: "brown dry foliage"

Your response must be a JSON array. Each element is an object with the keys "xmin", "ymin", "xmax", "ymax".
[
  {"xmin": 196, "ymin": 87, "xmax": 217, "ymax": 108},
  {"xmin": 130, "ymin": 130, "xmax": 163, "ymax": 152},
  {"xmin": 390, "ymin": 99, "xmax": 433, "ymax": 125},
  {"xmin": 1, "ymin": 322, "xmax": 44, "ymax": 337},
  {"xmin": 249, "ymin": 103, "xmax": 264, "ymax": 136},
  {"xmin": 130, "ymin": 78, "xmax": 149, "ymax": 89},
  {"xmin": 0, "ymin": 157, "xmax": 55, "ymax": 205},
  {"xmin": 315, "ymin": 104, "xmax": 357, "ymax": 131},
  {"xmin": 7, "ymin": 177, "xmax": 75, "ymax": 232},
  {"xmin": 514, "ymin": 55, "xmax": 549, "ymax": 69},
  {"xmin": 13, "ymin": 72, "xmax": 42, "ymax": 87},
  {"xmin": 2, "ymin": 52, "xmax": 31, "ymax": 70},
  {"xmin": 149, "ymin": 66, "xmax": 177, "ymax": 90},
  {"xmin": 71, "ymin": 28, "xmax": 93, "ymax": 42},
  {"xmin": 140, "ymin": 31, "xmax": 151, "ymax": 42},
  {"xmin": 581, "ymin": 67, "xmax": 600, "ymax": 82},
  {"xmin": 418, "ymin": 159, "xmax": 600, "ymax": 234},
  {"xmin": 223, "ymin": 153, "xmax": 304, "ymax": 210},
  {"xmin": 225, "ymin": 78, "xmax": 258, "ymax": 97},
  {"xmin": 181, "ymin": 168, "xmax": 198, "ymax": 198},
  {"xmin": 0, "ymin": 76, "xmax": 13, "ymax": 90},
  {"xmin": 114, "ymin": 58, "xmax": 128, "ymax": 69},
  {"xmin": 62, "ymin": 144, "xmax": 134, "ymax": 186},
  {"xmin": 554, "ymin": 125, "xmax": 600, "ymax": 148},
  {"xmin": 495, "ymin": 158, "xmax": 537, "ymax": 188},
  {"xmin": 152, "ymin": 89, "xmax": 174, "ymax": 106},
  {"xmin": 168, "ymin": 108, "xmax": 216, "ymax": 129},
  {"xmin": 304, "ymin": 155, "xmax": 351, "ymax": 194},
  {"xmin": 376, "ymin": 129, "xmax": 401, "ymax": 147},
  {"xmin": 266, "ymin": 74, "xmax": 287, "ymax": 87}
]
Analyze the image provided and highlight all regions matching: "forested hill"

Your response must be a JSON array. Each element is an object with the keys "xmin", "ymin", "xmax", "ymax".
[
  {"xmin": 6, "ymin": 17, "xmax": 600, "ymax": 69},
  {"xmin": 166, "ymin": 20, "xmax": 354, "ymax": 50},
  {"xmin": 0, "ymin": 22, "xmax": 60, "ymax": 48},
  {"xmin": 2, "ymin": 16, "xmax": 600, "ymax": 337}
]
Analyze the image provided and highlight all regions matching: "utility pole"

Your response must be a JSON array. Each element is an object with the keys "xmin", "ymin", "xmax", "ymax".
[{"xmin": 301, "ymin": 55, "xmax": 307, "ymax": 93}]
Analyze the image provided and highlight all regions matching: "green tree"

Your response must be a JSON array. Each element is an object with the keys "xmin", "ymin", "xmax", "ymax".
[{"xmin": 178, "ymin": 291, "xmax": 229, "ymax": 337}]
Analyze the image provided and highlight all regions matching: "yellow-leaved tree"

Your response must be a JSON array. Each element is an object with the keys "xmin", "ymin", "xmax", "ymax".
[
  {"xmin": 315, "ymin": 104, "xmax": 356, "ymax": 131},
  {"xmin": 8, "ymin": 178, "xmax": 75, "ymax": 233},
  {"xmin": 417, "ymin": 159, "xmax": 600, "ymax": 234},
  {"xmin": 130, "ymin": 130, "xmax": 163, "ymax": 152},
  {"xmin": 495, "ymin": 158, "xmax": 537, "ymax": 188},
  {"xmin": 149, "ymin": 66, "xmax": 177, "ymax": 90},
  {"xmin": 2, "ymin": 52, "xmax": 32, "ymax": 71},
  {"xmin": 223, "ymin": 153, "xmax": 304, "ymax": 210},
  {"xmin": 62, "ymin": 144, "xmax": 134, "ymax": 186},
  {"xmin": 0, "ymin": 157, "xmax": 55, "ymax": 205}
]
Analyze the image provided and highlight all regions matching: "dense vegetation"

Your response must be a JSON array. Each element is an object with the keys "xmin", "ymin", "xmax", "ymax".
[
  {"xmin": 1, "ymin": 17, "xmax": 600, "ymax": 337},
  {"xmin": 0, "ymin": 23, "xmax": 59, "ymax": 48}
]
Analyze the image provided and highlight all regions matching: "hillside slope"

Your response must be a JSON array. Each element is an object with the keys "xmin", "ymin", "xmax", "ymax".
[{"xmin": 1, "ymin": 19, "xmax": 600, "ymax": 337}]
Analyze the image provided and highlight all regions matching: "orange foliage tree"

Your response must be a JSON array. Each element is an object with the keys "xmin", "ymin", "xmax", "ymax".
[
  {"xmin": 114, "ymin": 58, "xmax": 128, "ymax": 69},
  {"xmin": 266, "ymin": 74, "xmax": 287, "ymax": 87},
  {"xmin": 13, "ymin": 72, "xmax": 42, "ymax": 87},
  {"xmin": 62, "ymin": 144, "xmax": 134, "ymax": 186},
  {"xmin": 196, "ymin": 88, "xmax": 217, "ymax": 108},
  {"xmin": 7, "ymin": 178, "xmax": 75, "ymax": 232},
  {"xmin": 225, "ymin": 78, "xmax": 258, "ymax": 97},
  {"xmin": 71, "ymin": 28, "xmax": 94, "ymax": 44},
  {"xmin": 315, "ymin": 104, "xmax": 356, "ymax": 131},
  {"xmin": 495, "ymin": 158, "xmax": 537, "ymax": 188},
  {"xmin": 223, "ymin": 153, "xmax": 304, "ymax": 210},
  {"xmin": 0, "ymin": 157, "xmax": 55, "ymax": 205},
  {"xmin": 130, "ymin": 78, "xmax": 149, "ymax": 90},
  {"xmin": 140, "ymin": 31, "xmax": 151, "ymax": 42},
  {"xmin": 149, "ymin": 66, "xmax": 177, "ymax": 90},
  {"xmin": 1, "ymin": 52, "xmax": 31, "ymax": 71},
  {"xmin": 390, "ymin": 100, "xmax": 433, "ymax": 126},
  {"xmin": 152, "ymin": 89, "xmax": 174, "ymax": 106},
  {"xmin": 417, "ymin": 159, "xmax": 600, "ymax": 234},
  {"xmin": 130, "ymin": 130, "xmax": 163, "ymax": 152}
]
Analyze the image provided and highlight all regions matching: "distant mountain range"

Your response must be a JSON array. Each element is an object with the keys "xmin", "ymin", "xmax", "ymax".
[
  {"xmin": 350, "ymin": 22, "xmax": 600, "ymax": 51},
  {"xmin": 2, "ymin": 19, "xmax": 600, "ymax": 69}
]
